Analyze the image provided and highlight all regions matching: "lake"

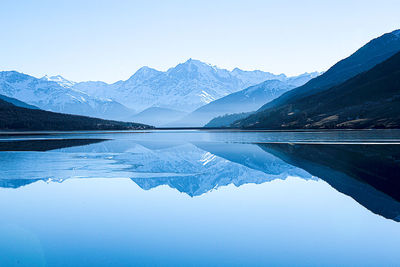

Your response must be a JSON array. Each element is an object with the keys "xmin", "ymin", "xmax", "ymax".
[{"xmin": 0, "ymin": 130, "xmax": 400, "ymax": 266}]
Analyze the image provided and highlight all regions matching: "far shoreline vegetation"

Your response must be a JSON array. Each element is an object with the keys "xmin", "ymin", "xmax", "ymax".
[{"xmin": 0, "ymin": 97, "xmax": 152, "ymax": 131}]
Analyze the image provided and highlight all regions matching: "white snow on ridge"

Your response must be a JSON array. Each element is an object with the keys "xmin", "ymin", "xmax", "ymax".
[
  {"xmin": 41, "ymin": 75, "xmax": 76, "ymax": 88},
  {"xmin": 0, "ymin": 59, "xmax": 321, "ymax": 120},
  {"xmin": 71, "ymin": 58, "xmax": 309, "ymax": 113},
  {"xmin": 199, "ymin": 90, "xmax": 216, "ymax": 104},
  {"xmin": 0, "ymin": 71, "xmax": 133, "ymax": 120}
]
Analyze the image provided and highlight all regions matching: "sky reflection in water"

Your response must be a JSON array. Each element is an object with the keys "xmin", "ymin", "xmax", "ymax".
[{"xmin": 0, "ymin": 130, "xmax": 400, "ymax": 266}]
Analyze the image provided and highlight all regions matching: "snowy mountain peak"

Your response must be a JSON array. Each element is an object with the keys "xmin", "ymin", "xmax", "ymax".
[
  {"xmin": 131, "ymin": 66, "xmax": 160, "ymax": 77},
  {"xmin": 127, "ymin": 66, "xmax": 162, "ymax": 84},
  {"xmin": 169, "ymin": 58, "xmax": 214, "ymax": 73},
  {"xmin": 0, "ymin": 71, "xmax": 133, "ymax": 120},
  {"xmin": 69, "ymin": 60, "xmax": 319, "ymax": 113},
  {"xmin": 184, "ymin": 58, "xmax": 206, "ymax": 66},
  {"xmin": 41, "ymin": 74, "xmax": 76, "ymax": 88}
]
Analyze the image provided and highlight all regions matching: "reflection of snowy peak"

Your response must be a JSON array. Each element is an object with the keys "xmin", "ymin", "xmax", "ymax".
[
  {"xmin": 128, "ymin": 142, "xmax": 312, "ymax": 196},
  {"xmin": 0, "ymin": 71, "xmax": 133, "ymax": 120},
  {"xmin": 73, "ymin": 59, "xmax": 291, "ymax": 113},
  {"xmin": 0, "ymin": 138, "xmax": 312, "ymax": 194}
]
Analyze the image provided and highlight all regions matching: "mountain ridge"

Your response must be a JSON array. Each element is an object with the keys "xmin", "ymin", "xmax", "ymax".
[
  {"xmin": 234, "ymin": 50, "xmax": 400, "ymax": 129},
  {"xmin": 258, "ymin": 29, "xmax": 400, "ymax": 112},
  {"xmin": 234, "ymin": 29, "xmax": 400, "ymax": 129},
  {"xmin": 171, "ymin": 72, "xmax": 318, "ymax": 127},
  {"xmin": 0, "ymin": 71, "xmax": 135, "ymax": 121},
  {"xmin": 71, "ymin": 59, "xmax": 317, "ymax": 113}
]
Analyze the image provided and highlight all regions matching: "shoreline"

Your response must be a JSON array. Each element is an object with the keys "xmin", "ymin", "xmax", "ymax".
[{"xmin": 1, "ymin": 128, "xmax": 400, "ymax": 136}]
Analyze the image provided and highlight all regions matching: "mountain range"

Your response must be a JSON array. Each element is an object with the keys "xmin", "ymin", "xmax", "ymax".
[
  {"xmin": 0, "ymin": 71, "xmax": 133, "ymax": 120},
  {"xmin": 0, "ymin": 60, "xmax": 317, "ymax": 127},
  {"xmin": 1, "ymin": 29, "xmax": 399, "ymax": 130},
  {"xmin": 234, "ymin": 29, "xmax": 400, "ymax": 129},
  {"xmin": 71, "ymin": 59, "xmax": 320, "ymax": 119},
  {"xmin": 72, "ymin": 59, "xmax": 293, "ymax": 113}
]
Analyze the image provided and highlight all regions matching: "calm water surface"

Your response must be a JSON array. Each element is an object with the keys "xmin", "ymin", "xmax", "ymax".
[{"xmin": 0, "ymin": 130, "xmax": 399, "ymax": 266}]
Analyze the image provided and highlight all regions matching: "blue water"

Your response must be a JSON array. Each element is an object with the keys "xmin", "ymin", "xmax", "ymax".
[{"xmin": 0, "ymin": 130, "xmax": 399, "ymax": 266}]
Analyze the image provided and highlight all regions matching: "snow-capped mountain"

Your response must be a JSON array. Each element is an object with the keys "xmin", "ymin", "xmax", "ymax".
[
  {"xmin": 0, "ymin": 71, "xmax": 134, "ymax": 120},
  {"xmin": 41, "ymin": 75, "xmax": 76, "ymax": 88},
  {"xmin": 73, "ymin": 59, "xmax": 291, "ymax": 113},
  {"xmin": 0, "ymin": 60, "xmax": 319, "ymax": 124}
]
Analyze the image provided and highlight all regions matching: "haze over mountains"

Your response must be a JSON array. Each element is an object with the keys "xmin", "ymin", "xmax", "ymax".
[
  {"xmin": 72, "ymin": 59, "xmax": 318, "ymax": 115},
  {"xmin": 72, "ymin": 60, "xmax": 318, "ymax": 126},
  {"xmin": 71, "ymin": 59, "xmax": 283, "ymax": 113},
  {"xmin": 174, "ymin": 76, "xmax": 318, "ymax": 127},
  {"xmin": 130, "ymin": 107, "xmax": 187, "ymax": 126},
  {"xmin": 0, "ymin": 59, "xmax": 319, "ymax": 127}
]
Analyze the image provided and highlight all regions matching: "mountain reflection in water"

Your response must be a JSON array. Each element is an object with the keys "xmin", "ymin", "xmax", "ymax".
[{"xmin": 0, "ymin": 131, "xmax": 399, "ymax": 222}]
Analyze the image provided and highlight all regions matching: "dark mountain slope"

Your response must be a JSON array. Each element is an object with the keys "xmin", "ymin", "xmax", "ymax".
[
  {"xmin": 261, "ymin": 29, "xmax": 400, "ymax": 111},
  {"xmin": 234, "ymin": 29, "xmax": 400, "ymax": 128},
  {"xmin": 205, "ymin": 112, "xmax": 253, "ymax": 127},
  {"xmin": 0, "ymin": 99, "xmax": 151, "ymax": 131},
  {"xmin": 234, "ymin": 50, "xmax": 400, "ymax": 129}
]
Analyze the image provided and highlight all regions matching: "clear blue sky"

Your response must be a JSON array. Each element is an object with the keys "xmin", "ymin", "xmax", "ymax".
[{"xmin": 1, "ymin": 0, "xmax": 399, "ymax": 83}]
